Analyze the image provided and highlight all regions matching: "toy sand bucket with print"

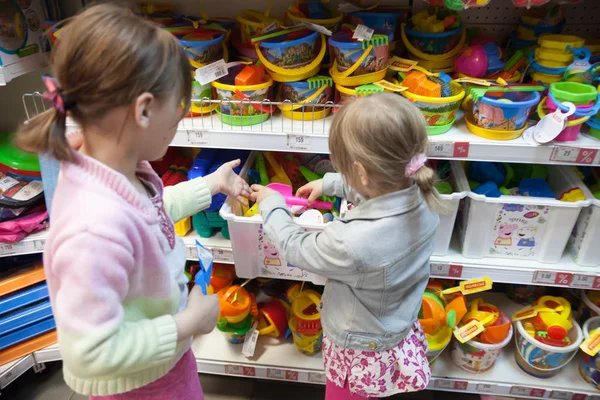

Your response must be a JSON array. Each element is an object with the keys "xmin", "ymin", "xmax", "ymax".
[
  {"xmin": 328, "ymin": 32, "xmax": 391, "ymax": 87},
  {"xmin": 401, "ymin": 23, "xmax": 466, "ymax": 60},
  {"xmin": 347, "ymin": 7, "xmax": 410, "ymax": 35},
  {"xmin": 216, "ymin": 314, "xmax": 254, "ymax": 344},
  {"xmin": 285, "ymin": 0, "xmax": 344, "ymax": 33},
  {"xmin": 426, "ymin": 326, "xmax": 452, "ymax": 365},
  {"xmin": 514, "ymin": 317, "xmax": 582, "ymax": 379},
  {"xmin": 579, "ymin": 317, "xmax": 600, "ymax": 390},
  {"xmin": 289, "ymin": 317, "xmax": 323, "ymax": 355},
  {"xmin": 255, "ymin": 30, "xmax": 326, "ymax": 83},
  {"xmin": 212, "ymin": 63, "xmax": 274, "ymax": 126},
  {"xmin": 470, "ymin": 91, "xmax": 541, "ymax": 131},
  {"xmin": 401, "ymin": 81, "xmax": 465, "ymax": 136},
  {"xmin": 237, "ymin": 5, "xmax": 281, "ymax": 44},
  {"xmin": 292, "ymin": 290, "xmax": 322, "ymax": 335},
  {"xmin": 189, "ymin": 81, "xmax": 216, "ymax": 116},
  {"xmin": 277, "ymin": 76, "xmax": 334, "ymax": 121},
  {"xmin": 178, "ymin": 31, "xmax": 228, "ymax": 69}
]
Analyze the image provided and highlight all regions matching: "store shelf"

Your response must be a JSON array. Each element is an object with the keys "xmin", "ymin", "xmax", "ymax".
[
  {"xmin": 168, "ymin": 111, "xmax": 600, "ymax": 166},
  {"xmin": 182, "ymin": 231, "xmax": 234, "ymax": 264},
  {"xmin": 32, "ymin": 343, "xmax": 61, "ymax": 364},
  {"xmin": 0, "ymin": 231, "xmax": 47, "ymax": 259},
  {"xmin": 0, "ymin": 53, "xmax": 47, "ymax": 86},
  {"xmin": 0, "ymin": 355, "xmax": 34, "ymax": 390}
]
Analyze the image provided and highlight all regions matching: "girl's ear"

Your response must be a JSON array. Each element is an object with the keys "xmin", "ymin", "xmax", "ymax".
[
  {"xmin": 353, "ymin": 161, "xmax": 369, "ymax": 187},
  {"xmin": 133, "ymin": 92, "xmax": 155, "ymax": 129}
]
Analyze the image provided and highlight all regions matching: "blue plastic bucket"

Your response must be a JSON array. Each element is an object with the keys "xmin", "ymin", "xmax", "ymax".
[
  {"xmin": 347, "ymin": 8, "xmax": 409, "ymax": 33},
  {"xmin": 258, "ymin": 30, "xmax": 320, "ymax": 69},
  {"xmin": 328, "ymin": 31, "xmax": 392, "ymax": 76},
  {"xmin": 179, "ymin": 33, "xmax": 225, "ymax": 66},
  {"xmin": 473, "ymin": 91, "xmax": 541, "ymax": 131},
  {"xmin": 404, "ymin": 23, "xmax": 461, "ymax": 55}
]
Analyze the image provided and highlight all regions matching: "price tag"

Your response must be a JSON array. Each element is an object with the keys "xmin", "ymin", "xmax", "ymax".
[
  {"xmin": 453, "ymin": 381, "xmax": 468, "ymax": 391},
  {"xmin": 186, "ymin": 245, "xmax": 196, "ymax": 259},
  {"xmin": 551, "ymin": 146, "xmax": 598, "ymax": 164},
  {"xmin": 352, "ymin": 24, "xmax": 374, "ymax": 41},
  {"xmin": 33, "ymin": 239, "xmax": 45, "ymax": 251},
  {"xmin": 550, "ymin": 391, "xmax": 575, "ymax": 400},
  {"xmin": 530, "ymin": 388, "xmax": 547, "ymax": 397},
  {"xmin": 212, "ymin": 248, "xmax": 234, "ymax": 263},
  {"xmin": 571, "ymin": 274, "xmax": 600, "ymax": 289},
  {"xmin": 430, "ymin": 263, "xmax": 463, "ymax": 278},
  {"xmin": 195, "ymin": 59, "xmax": 228, "ymax": 85},
  {"xmin": 224, "ymin": 365, "xmax": 244, "ymax": 375},
  {"xmin": 580, "ymin": 330, "xmax": 600, "ymax": 356},
  {"xmin": 428, "ymin": 142, "xmax": 455, "ymax": 157},
  {"xmin": 453, "ymin": 142, "xmax": 470, "ymax": 158},
  {"xmin": 263, "ymin": 22, "xmax": 278, "ymax": 34},
  {"xmin": 308, "ymin": 372, "xmax": 326, "ymax": 384},
  {"xmin": 286, "ymin": 370, "xmax": 299, "ymax": 381},
  {"xmin": 242, "ymin": 322, "xmax": 259, "ymax": 358},
  {"xmin": 532, "ymin": 270, "xmax": 573, "ymax": 286},
  {"xmin": 187, "ymin": 130, "xmax": 210, "ymax": 146},
  {"xmin": 267, "ymin": 368, "xmax": 285, "ymax": 379},
  {"xmin": 287, "ymin": 134, "xmax": 311, "ymax": 151},
  {"xmin": 475, "ymin": 383, "xmax": 499, "ymax": 394},
  {"xmin": 434, "ymin": 379, "xmax": 455, "ymax": 390},
  {"xmin": 338, "ymin": 1, "xmax": 362, "ymax": 12},
  {"xmin": 0, "ymin": 243, "xmax": 16, "ymax": 255},
  {"xmin": 454, "ymin": 319, "xmax": 487, "ymax": 343},
  {"xmin": 301, "ymin": 21, "xmax": 332, "ymax": 36}
]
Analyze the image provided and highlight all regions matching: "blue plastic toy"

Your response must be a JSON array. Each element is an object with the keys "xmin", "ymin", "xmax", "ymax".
[
  {"xmin": 473, "ymin": 181, "xmax": 503, "ymax": 197},
  {"xmin": 519, "ymin": 178, "xmax": 555, "ymax": 198},
  {"xmin": 470, "ymin": 162, "xmax": 505, "ymax": 186}
]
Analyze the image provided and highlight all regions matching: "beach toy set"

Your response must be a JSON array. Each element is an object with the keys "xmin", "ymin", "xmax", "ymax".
[
  {"xmin": 536, "ymin": 82, "xmax": 599, "ymax": 142},
  {"xmin": 401, "ymin": 9, "xmax": 466, "ymax": 74},
  {"xmin": 454, "ymin": 43, "xmax": 524, "ymax": 84},
  {"xmin": 451, "ymin": 298, "xmax": 513, "ymax": 374},
  {"xmin": 217, "ymin": 284, "xmax": 258, "ymax": 344},
  {"xmin": 529, "ymin": 34, "xmax": 586, "ymax": 85},
  {"xmin": 513, "ymin": 296, "xmax": 583, "ymax": 378},
  {"xmin": 510, "ymin": 6, "xmax": 565, "ymax": 53},
  {"xmin": 287, "ymin": 285, "xmax": 323, "ymax": 355}
]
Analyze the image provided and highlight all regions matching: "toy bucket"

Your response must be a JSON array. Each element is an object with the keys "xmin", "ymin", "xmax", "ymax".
[
  {"xmin": 587, "ymin": 118, "xmax": 600, "ymax": 140},
  {"xmin": 472, "ymin": 91, "xmax": 540, "ymax": 131},
  {"xmin": 189, "ymin": 81, "xmax": 216, "ymax": 116},
  {"xmin": 550, "ymin": 82, "xmax": 598, "ymax": 106},
  {"xmin": 285, "ymin": 2, "xmax": 343, "ymax": 33},
  {"xmin": 401, "ymin": 22, "xmax": 465, "ymax": 57},
  {"xmin": 538, "ymin": 97, "xmax": 592, "ymax": 142},
  {"xmin": 216, "ymin": 314, "xmax": 253, "ymax": 344},
  {"xmin": 256, "ymin": 32, "xmax": 326, "ymax": 82},
  {"xmin": 514, "ymin": 318, "xmax": 582, "ymax": 379},
  {"xmin": 465, "ymin": 114, "xmax": 526, "ymax": 140},
  {"xmin": 291, "ymin": 290, "xmax": 321, "ymax": 335},
  {"xmin": 212, "ymin": 64, "xmax": 273, "ymax": 123},
  {"xmin": 328, "ymin": 32, "xmax": 391, "ymax": 86},
  {"xmin": 257, "ymin": 300, "xmax": 289, "ymax": 338},
  {"xmin": 401, "ymin": 82, "xmax": 465, "ymax": 130},
  {"xmin": 579, "ymin": 291, "xmax": 600, "ymax": 323},
  {"xmin": 237, "ymin": 9, "xmax": 281, "ymax": 44},
  {"xmin": 426, "ymin": 326, "xmax": 452, "ymax": 365},
  {"xmin": 579, "ymin": 317, "xmax": 600, "ymax": 390},
  {"xmin": 506, "ymin": 285, "xmax": 547, "ymax": 306},
  {"xmin": 179, "ymin": 33, "xmax": 226, "ymax": 69},
  {"xmin": 277, "ymin": 78, "xmax": 334, "ymax": 121},
  {"xmin": 451, "ymin": 321, "xmax": 513, "ymax": 374},
  {"xmin": 289, "ymin": 317, "xmax": 323, "ymax": 355},
  {"xmin": 347, "ymin": 7, "xmax": 410, "ymax": 34}
]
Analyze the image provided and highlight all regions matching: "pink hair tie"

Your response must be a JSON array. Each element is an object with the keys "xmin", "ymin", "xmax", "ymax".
[
  {"xmin": 405, "ymin": 153, "xmax": 427, "ymax": 178},
  {"xmin": 42, "ymin": 76, "xmax": 75, "ymax": 114}
]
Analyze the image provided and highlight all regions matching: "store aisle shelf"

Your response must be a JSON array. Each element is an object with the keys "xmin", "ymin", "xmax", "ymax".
[
  {"xmin": 183, "ymin": 231, "xmax": 234, "ymax": 264},
  {"xmin": 168, "ymin": 112, "xmax": 600, "ymax": 166},
  {"xmin": 0, "ymin": 230, "xmax": 47, "ymax": 258},
  {"xmin": 0, "ymin": 355, "xmax": 34, "ymax": 390}
]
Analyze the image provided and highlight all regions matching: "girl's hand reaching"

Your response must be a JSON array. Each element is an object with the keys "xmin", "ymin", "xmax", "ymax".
[
  {"xmin": 174, "ymin": 286, "xmax": 220, "ymax": 340},
  {"xmin": 204, "ymin": 160, "xmax": 251, "ymax": 206},
  {"xmin": 296, "ymin": 179, "xmax": 324, "ymax": 206},
  {"xmin": 249, "ymin": 184, "xmax": 278, "ymax": 204}
]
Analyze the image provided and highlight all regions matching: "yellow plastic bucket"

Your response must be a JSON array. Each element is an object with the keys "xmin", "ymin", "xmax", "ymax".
[
  {"xmin": 465, "ymin": 114, "xmax": 526, "ymax": 140},
  {"xmin": 401, "ymin": 82, "xmax": 465, "ymax": 127},
  {"xmin": 277, "ymin": 79, "xmax": 333, "ymax": 121},
  {"xmin": 289, "ymin": 317, "xmax": 323, "ymax": 355},
  {"xmin": 237, "ymin": 6, "xmax": 281, "ymax": 44}
]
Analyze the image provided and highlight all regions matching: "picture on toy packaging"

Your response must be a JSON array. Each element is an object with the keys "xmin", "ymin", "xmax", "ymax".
[
  {"xmin": 215, "ymin": 87, "xmax": 270, "ymax": 116},
  {"xmin": 259, "ymin": 226, "xmax": 282, "ymax": 266},
  {"xmin": 279, "ymin": 84, "xmax": 331, "ymax": 104},
  {"xmin": 489, "ymin": 204, "xmax": 548, "ymax": 258},
  {"xmin": 580, "ymin": 353, "xmax": 600, "ymax": 389},
  {"xmin": 332, "ymin": 46, "xmax": 387, "ymax": 75},
  {"xmin": 474, "ymin": 102, "xmax": 520, "ymax": 131},
  {"xmin": 263, "ymin": 42, "xmax": 316, "ymax": 68},
  {"xmin": 0, "ymin": 0, "xmax": 28, "ymax": 54},
  {"xmin": 188, "ymin": 43, "xmax": 221, "ymax": 65},
  {"xmin": 451, "ymin": 341, "xmax": 503, "ymax": 373},
  {"xmin": 25, "ymin": 9, "xmax": 38, "ymax": 32}
]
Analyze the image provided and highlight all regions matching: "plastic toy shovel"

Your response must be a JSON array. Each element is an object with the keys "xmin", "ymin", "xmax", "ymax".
[{"xmin": 267, "ymin": 183, "xmax": 333, "ymax": 210}]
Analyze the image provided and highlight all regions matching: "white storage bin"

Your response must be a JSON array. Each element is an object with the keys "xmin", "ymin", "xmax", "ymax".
[
  {"xmin": 454, "ymin": 161, "xmax": 591, "ymax": 263},
  {"xmin": 432, "ymin": 163, "xmax": 468, "ymax": 257},
  {"xmin": 568, "ymin": 183, "xmax": 600, "ymax": 267},
  {"xmin": 220, "ymin": 152, "xmax": 328, "ymax": 285}
]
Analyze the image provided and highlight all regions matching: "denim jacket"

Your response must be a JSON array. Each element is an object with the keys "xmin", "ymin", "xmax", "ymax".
[{"xmin": 259, "ymin": 173, "xmax": 439, "ymax": 352}]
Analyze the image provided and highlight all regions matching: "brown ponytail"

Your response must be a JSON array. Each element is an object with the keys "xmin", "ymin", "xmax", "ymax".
[
  {"xmin": 16, "ymin": 3, "xmax": 192, "ymax": 161},
  {"xmin": 414, "ymin": 162, "xmax": 449, "ymax": 214}
]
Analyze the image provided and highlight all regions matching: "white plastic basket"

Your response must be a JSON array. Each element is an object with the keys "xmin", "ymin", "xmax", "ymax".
[
  {"xmin": 433, "ymin": 164, "xmax": 468, "ymax": 256},
  {"xmin": 568, "ymin": 183, "xmax": 600, "ymax": 267},
  {"xmin": 454, "ymin": 162, "xmax": 591, "ymax": 263},
  {"xmin": 220, "ymin": 152, "xmax": 328, "ymax": 285}
]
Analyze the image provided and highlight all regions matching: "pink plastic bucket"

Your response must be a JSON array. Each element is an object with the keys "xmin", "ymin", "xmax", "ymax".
[{"xmin": 546, "ymin": 97, "xmax": 593, "ymax": 142}]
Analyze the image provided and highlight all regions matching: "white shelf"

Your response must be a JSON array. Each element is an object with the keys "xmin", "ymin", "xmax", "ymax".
[
  {"xmin": 0, "ymin": 53, "xmax": 47, "ymax": 86},
  {"xmin": 0, "ymin": 230, "xmax": 47, "ymax": 259},
  {"xmin": 170, "ymin": 112, "xmax": 600, "ymax": 166},
  {"xmin": 0, "ymin": 355, "xmax": 34, "ymax": 390},
  {"xmin": 182, "ymin": 231, "xmax": 234, "ymax": 264}
]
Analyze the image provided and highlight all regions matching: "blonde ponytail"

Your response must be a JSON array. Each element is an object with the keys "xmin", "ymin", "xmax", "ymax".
[
  {"xmin": 414, "ymin": 164, "xmax": 449, "ymax": 214},
  {"xmin": 16, "ymin": 107, "xmax": 72, "ymax": 161}
]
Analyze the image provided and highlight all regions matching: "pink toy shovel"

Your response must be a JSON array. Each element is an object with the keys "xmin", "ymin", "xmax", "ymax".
[{"xmin": 267, "ymin": 183, "xmax": 333, "ymax": 210}]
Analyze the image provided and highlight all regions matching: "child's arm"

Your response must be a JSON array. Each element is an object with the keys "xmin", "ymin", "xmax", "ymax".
[
  {"xmin": 50, "ymin": 230, "xmax": 218, "ymax": 379},
  {"xmin": 163, "ymin": 159, "xmax": 250, "ymax": 223},
  {"xmin": 253, "ymin": 189, "xmax": 359, "ymax": 280},
  {"xmin": 298, "ymin": 173, "xmax": 364, "ymax": 206}
]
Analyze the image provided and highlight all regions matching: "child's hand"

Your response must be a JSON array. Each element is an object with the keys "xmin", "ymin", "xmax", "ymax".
[
  {"xmin": 205, "ymin": 160, "xmax": 251, "ymax": 206},
  {"xmin": 249, "ymin": 184, "xmax": 278, "ymax": 204},
  {"xmin": 296, "ymin": 179, "xmax": 324, "ymax": 206},
  {"xmin": 174, "ymin": 286, "xmax": 220, "ymax": 340}
]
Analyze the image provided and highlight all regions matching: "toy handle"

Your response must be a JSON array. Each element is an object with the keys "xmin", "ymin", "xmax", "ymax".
[
  {"xmin": 278, "ymin": 84, "xmax": 330, "ymax": 111},
  {"xmin": 330, "ymin": 45, "xmax": 374, "ymax": 79},
  {"xmin": 258, "ymin": 323, "xmax": 276, "ymax": 335},
  {"xmin": 255, "ymin": 34, "xmax": 327, "ymax": 77},
  {"xmin": 400, "ymin": 23, "xmax": 466, "ymax": 62}
]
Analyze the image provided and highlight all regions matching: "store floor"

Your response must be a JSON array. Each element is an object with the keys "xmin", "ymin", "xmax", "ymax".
[{"xmin": 2, "ymin": 362, "xmax": 479, "ymax": 399}]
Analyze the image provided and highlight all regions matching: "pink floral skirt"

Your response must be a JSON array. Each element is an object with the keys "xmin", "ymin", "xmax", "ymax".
[{"xmin": 322, "ymin": 321, "xmax": 431, "ymax": 398}]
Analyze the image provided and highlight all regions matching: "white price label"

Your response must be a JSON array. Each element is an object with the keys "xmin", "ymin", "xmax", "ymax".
[
  {"xmin": 224, "ymin": 365, "xmax": 243, "ymax": 375},
  {"xmin": 267, "ymin": 368, "xmax": 286, "ymax": 379},
  {"xmin": 352, "ymin": 24, "xmax": 374, "ymax": 41},
  {"xmin": 0, "ymin": 243, "xmax": 16, "ymax": 255},
  {"xmin": 301, "ymin": 21, "xmax": 332, "ymax": 36},
  {"xmin": 187, "ymin": 130, "xmax": 210, "ymax": 146},
  {"xmin": 195, "ymin": 59, "xmax": 228, "ymax": 85},
  {"xmin": 510, "ymin": 386, "xmax": 531, "ymax": 397},
  {"xmin": 308, "ymin": 372, "xmax": 327, "ymax": 384},
  {"xmin": 550, "ymin": 391, "xmax": 574, "ymax": 400},
  {"xmin": 475, "ymin": 383, "xmax": 499, "ymax": 394},
  {"xmin": 434, "ymin": 380, "xmax": 455, "ymax": 390},
  {"xmin": 428, "ymin": 142, "xmax": 455, "ymax": 157},
  {"xmin": 532, "ymin": 270, "xmax": 573, "ymax": 286},
  {"xmin": 287, "ymin": 134, "xmax": 311, "ymax": 151},
  {"xmin": 550, "ymin": 146, "xmax": 598, "ymax": 164},
  {"xmin": 33, "ymin": 239, "xmax": 45, "ymax": 251},
  {"xmin": 242, "ymin": 323, "xmax": 259, "ymax": 358},
  {"xmin": 571, "ymin": 274, "xmax": 599, "ymax": 289},
  {"xmin": 263, "ymin": 22, "xmax": 278, "ymax": 34},
  {"xmin": 212, "ymin": 248, "xmax": 234, "ymax": 263},
  {"xmin": 430, "ymin": 262, "xmax": 463, "ymax": 278}
]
